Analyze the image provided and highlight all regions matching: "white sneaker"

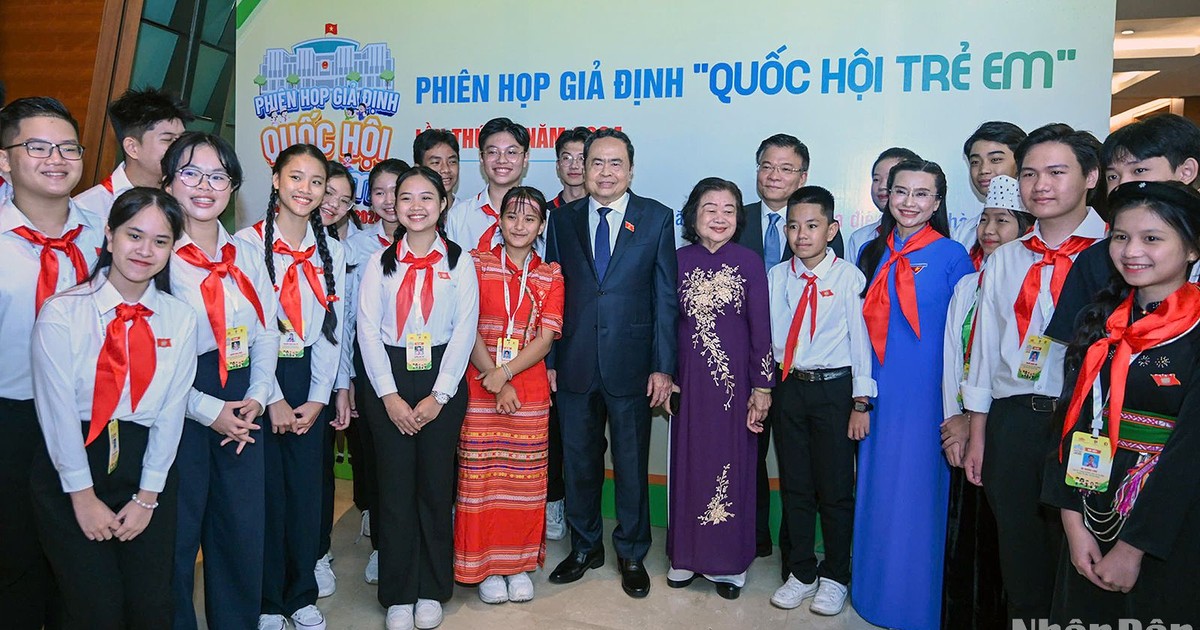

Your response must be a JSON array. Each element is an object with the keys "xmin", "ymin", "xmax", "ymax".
[
  {"xmin": 505, "ymin": 572, "xmax": 534, "ymax": 602},
  {"xmin": 365, "ymin": 550, "xmax": 379, "ymax": 584},
  {"xmin": 413, "ymin": 599, "xmax": 443, "ymax": 629},
  {"xmin": 545, "ymin": 499, "xmax": 566, "ymax": 541},
  {"xmin": 386, "ymin": 605, "xmax": 414, "ymax": 630},
  {"xmin": 358, "ymin": 509, "xmax": 371, "ymax": 542},
  {"xmin": 810, "ymin": 578, "xmax": 848, "ymax": 615},
  {"xmin": 478, "ymin": 575, "xmax": 508, "ymax": 604},
  {"xmin": 257, "ymin": 614, "xmax": 287, "ymax": 630},
  {"xmin": 314, "ymin": 553, "xmax": 336, "ymax": 598},
  {"xmin": 770, "ymin": 575, "xmax": 819, "ymax": 609},
  {"xmin": 291, "ymin": 604, "xmax": 326, "ymax": 630}
]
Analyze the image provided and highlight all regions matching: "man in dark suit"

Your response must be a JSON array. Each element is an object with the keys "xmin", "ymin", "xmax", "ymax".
[
  {"xmin": 545, "ymin": 128, "xmax": 677, "ymax": 598},
  {"xmin": 735, "ymin": 134, "xmax": 843, "ymax": 566}
]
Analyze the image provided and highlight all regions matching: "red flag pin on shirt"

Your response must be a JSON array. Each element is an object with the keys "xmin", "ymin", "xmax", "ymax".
[
  {"xmin": 624, "ymin": 221, "xmax": 635, "ymax": 233},
  {"xmin": 1152, "ymin": 373, "xmax": 1180, "ymax": 386},
  {"xmin": 157, "ymin": 338, "xmax": 172, "ymax": 348},
  {"xmin": 819, "ymin": 289, "xmax": 834, "ymax": 297}
]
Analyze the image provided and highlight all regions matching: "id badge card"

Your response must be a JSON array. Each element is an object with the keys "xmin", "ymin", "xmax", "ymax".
[
  {"xmin": 107, "ymin": 420, "xmax": 120, "ymax": 475},
  {"xmin": 406, "ymin": 332, "xmax": 432, "ymax": 371},
  {"xmin": 278, "ymin": 319, "xmax": 305, "ymax": 358},
  {"xmin": 1017, "ymin": 334, "xmax": 1051, "ymax": 381},
  {"xmin": 226, "ymin": 326, "xmax": 250, "ymax": 370},
  {"xmin": 1065, "ymin": 431, "xmax": 1113, "ymax": 492},
  {"xmin": 496, "ymin": 336, "xmax": 519, "ymax": 366}
]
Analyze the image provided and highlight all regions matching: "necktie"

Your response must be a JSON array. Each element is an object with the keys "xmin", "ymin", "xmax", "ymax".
[
  {"xmin": 477, "ymin": 203, "xmax": 500, "ymax": 251},
  {"xmin": 1013, "ymin": 235, "xmax": 1096, "ymax": 345},
  {"xmin": 272, "ymin": 240, "xmax": 329, "ymax": 339},
  {"xmin": 781, "ymin": 269, "xmax": 818, "ymax": 378},
  {"xmin": 174, "ymin": 243, "xmax": 266, "ymax": 386},
  {"xmin": 395, "ymin": 249, "xmax": 444, "ymax": 338},
  {"xmin": 89, "ymin": 303, "xmax": 156, "ymax": 446},
  {"xmin": 377, "ymin": 235, "xmax": 390, "ymax": 249},
  {"xmin": 594, "ymin": 207, "xmax": 612, "ymax": 282},
  {"xmin": 764, "ymin": 213, "xmax": 782, "ymax": 269},
  {"xmin": 1061, "ymin": 283, "xmax": 1200, "ymax": 459},
  {"xmin": 12, "ymin": 225, "xmax": 89, "ymax": 314},
  {"xmin": 862, "ymin": 225, "xmax": 943, "ymax": 362}
]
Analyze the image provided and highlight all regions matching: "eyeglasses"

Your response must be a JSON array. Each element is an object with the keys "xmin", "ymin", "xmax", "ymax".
[
  {"xmin": 558, "ymin": 154, "xmax": 584, "ymax": 165},
  {"xmin": 2, "ymin": 140, "xmax": 85, "ymax": 161},
  {"xmin": 324, "ymin": 192, "xmax": 354, "ymax": 209},
  {"xmin": 889, "ymin": 188, "xmax": 939, "ymax": 202},
  {"xmin": 757, "ymin": 163, "xmax": 805, "ymax": 176},
  {"xmin": 483, "ymin": 147, "xmax": 525, "ymax": 162},
  {"xmin": 176, "ymin": 167, "xmax": 234, "ymax": 191}
]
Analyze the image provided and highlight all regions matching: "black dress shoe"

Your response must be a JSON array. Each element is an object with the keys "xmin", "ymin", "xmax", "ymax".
[
  {"xmin": 715, "ymin": 582, "xmax": 741, "ymax": 600},
  {"xmin": 548, "ymin": 548, "xmax": 604, "ymax": 584},
  {"xmin": 666, "ymin": 573, "xmax": 697, "ymax": 588},
  {"xmin": 618, "ymin": 558, "xmax": 650, "ymax": 598}
]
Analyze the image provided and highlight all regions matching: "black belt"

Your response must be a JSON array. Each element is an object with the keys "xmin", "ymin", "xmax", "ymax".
[
  {"xmin": 786, "ymin": 366, "xmax": 852, "ymax": 382},
  {"xmin": 1008, "ymin": 394, "xmax": 1059, "ymax": 413}
]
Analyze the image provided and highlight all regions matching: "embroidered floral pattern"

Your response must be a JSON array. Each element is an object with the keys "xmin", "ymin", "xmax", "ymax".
[
  {"xmin": 1136, "ymin": 355, "xmax": 1150, "ymax": 368},
  {"xmin": 1155, "ymin": 355, "xmax": 1171, "ymax": 368},
  {"xmin": 761, "ymin": 352, "xmax": 775, "ymax": 383},
  {"xmin": 680, "ymin": 264, "xmax": 746, "ymax": 409},
  {"xmin": 698, "ymin": 464, "xmax": 735, "ymax": 526}
]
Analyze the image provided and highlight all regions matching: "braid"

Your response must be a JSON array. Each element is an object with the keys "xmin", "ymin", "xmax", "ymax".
[
  {"xmin": 263, "ymin": 189, "xmax": 278, "ymax": 285},
  {"xmin": 438, "ymin": 225, "xmax": 462, "ymax": 270},
  {"xmin": 310, "ymin": 211, "xmax": 339, "ymax": 345},
  {"xmin": 1063, "ymin": 275, "xmax": 1130, "ymax": 374},
  {"xmin": 381, "ymin": 223, "xmax": 407, "ymax": 276}
]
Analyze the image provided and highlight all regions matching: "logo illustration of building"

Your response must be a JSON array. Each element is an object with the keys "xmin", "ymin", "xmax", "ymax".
[{"xmin": 258, "ymin": 37, "xmax": 396, "ymax": 93}]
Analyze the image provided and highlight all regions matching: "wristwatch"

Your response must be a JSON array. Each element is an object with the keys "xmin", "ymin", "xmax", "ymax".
[
  {"xmin": 852, "ymin": 400, "xmax": 873, "ymax": 413},
  {"xmin": 432, "ymin": 391, "xmax": 451, "ymax": 405}
]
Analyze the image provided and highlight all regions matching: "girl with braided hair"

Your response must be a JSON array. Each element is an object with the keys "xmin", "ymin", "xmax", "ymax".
[{"xmin": 233, "ymin": 143, "xmax": 345, "ymax": 630}]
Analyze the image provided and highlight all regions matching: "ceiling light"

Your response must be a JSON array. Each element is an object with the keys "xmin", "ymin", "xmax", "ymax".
[{"xmin": 1120, "ymin": 29, "xmax": 1135, "ymax": 35}]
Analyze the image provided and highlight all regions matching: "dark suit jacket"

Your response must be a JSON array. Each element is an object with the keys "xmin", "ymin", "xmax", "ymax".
[
  {"xmin": 739, "ymin": 201, "xmax": 845, "ymax": 264},
  {"xmin": 545, "ymin": 192, "xmax": 678, "ymax": 396}
]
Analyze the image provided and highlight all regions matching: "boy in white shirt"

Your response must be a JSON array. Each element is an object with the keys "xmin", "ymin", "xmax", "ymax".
[{"xmin": 766, "ymin": 186, "xmax": 875, "ymax": 616}]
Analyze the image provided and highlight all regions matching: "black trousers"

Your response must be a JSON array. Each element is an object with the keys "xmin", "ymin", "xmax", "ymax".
[
  {"xmin": 361, "ymin": 344, "xmax": 465, "ymax": 607},
  {"xmin": 982, "ymin": 395, "xmax": 1064, "ymax": 621},
  {"xmin": 0, "ymin": 398, "xmax": 61, "ymax": 630},
  {"xmin": 319, "ymin": 419, "xmax": 336, "ymax": 557},
  {"xmin": 174, "ymin": 353, "xmax": 263, "ymax": 630},
  {"xmin": 31, "ymin": 420, "xmax": 178, "ymax": 630},
  {"xmin": 262, "ymin": 351, "xmax": 324, "ymax": 615},
  {"xmin": 556, "ymin": 371, "xmax": 653, "ymax": 561},
  {"xmin": 344, "ymin": 343, "xmax": 379, "ymax": 548},
  {"xmin": 546, "ymin": 397, "xmax": 564, "ymax": 502},
  {"xmin": 771, "ymin": 372, "xmax": 855, "ymax": 585}
]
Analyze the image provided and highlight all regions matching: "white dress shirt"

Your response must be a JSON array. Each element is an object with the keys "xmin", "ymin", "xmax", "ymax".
[
  {"xmin": 767, "ymin": 249, "xmax": 877, "ymax": 398},
  {"xmin": 0, "ymin": 198, "xmax": 105, "ymax": 400},
  {"xmin": 338, "ymin": 222, "xmax": 393, "ymax": 388},
  {"xmin": 31, "ymin": 278, "xmax": 198, "ymax": 493},
  {"xmin": 760, "ymin": 201, "xmax": 788, "ymax": 259},
  {"xmin": 951, "ymin": 209, "xmax": 980, "ymax": 252},
  {"xmin": 587, "ymin": 192, "xmax": 630, "ymax": 255},
  {"xmin": 73, "ymin": 162, "xmax": 134, "ymax": 221},
  {"xmin": 942, "ymin": 271, "xmax": 980, "ymax": 420},
  {"xmin": 845, "ymin": 219, "xmax": 881, "ymax": 266},
  {"xmin": 0, "ymin": 177, "xmax": 11, "ymax": 204},
  {"xmin": 445, "ymin": 187, "xmax": 502, "ymax": 251},
  {"xmin": 234, "ymin": 221, "xmax": 346, "ymax": 405},
  {"xmin": 962, "ymin": 209, "xmax": 1107, "ymax": 413},
  {"xmin": 171, "ymin": 228, "xmax": 280, "ymax": 425},
  {"xmin": 356, "ymin": 235, "xmax": 479, "ymax": 398}
]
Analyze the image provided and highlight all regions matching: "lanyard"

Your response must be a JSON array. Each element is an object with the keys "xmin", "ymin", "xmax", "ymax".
[{"xmin": 501, "ymin": 248, "xmax": 532, "ymax": 338}]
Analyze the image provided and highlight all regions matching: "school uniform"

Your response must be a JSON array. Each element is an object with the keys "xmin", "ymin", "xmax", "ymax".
[
  {"xmin": 169, "ymin": 229, "xmax": 280, "ymax": 630},
  {"xmin": 766, "ymin": 249, "xmax": 875, "ymax": 587},
  {"xmin": 0, "ymin": 176, "xmax": 11, "ymax": 203},
  {"xmin": 0, "ymin": 198, "xmax": 104, "ymax": 629},
  {"xmin": 962, "ymin": 208, "xmax": 1106, "ymax": 620},
  {"xmin": 234, "ymin": 221, "xmax": 345, "ymax": 618},
  {"xmin": 845, "ymin": 219, "xmax": 880, "ymax": 266},
  {"xmin": 356, "ymin": 235, "xmax": 478, "ymax": 608},
  {"xmin": 446, "ymin": 187, "xmax": 547, "ymax": 257},
  {"xmin": 73, "ymin": 162, "xmax": 134, "ymax": 221},
  {"xmin": 30, "ymin": 277, "xmax": 198, "ymax": 629},
  {"xmin": 335, "ymin": 222, "xmax": 393, "ymax": 549}
]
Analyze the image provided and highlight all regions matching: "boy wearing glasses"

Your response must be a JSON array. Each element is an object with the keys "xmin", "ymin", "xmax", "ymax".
[
  {"xmin": 0, "ymin": 96, "xmax": 104, "ymax": 630},
  {"xmin": 446, "ymin": 117, "xmax": 530, "ymax": 253},
  {"xmin": 74, "ymin": 87, "xmax": 193, "ymax": 220}
]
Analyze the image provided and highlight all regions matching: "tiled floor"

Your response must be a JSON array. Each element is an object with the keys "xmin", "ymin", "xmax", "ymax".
[{"xmin": 193, "ymin": 479, "xmax": 882, "ymax": 629}]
